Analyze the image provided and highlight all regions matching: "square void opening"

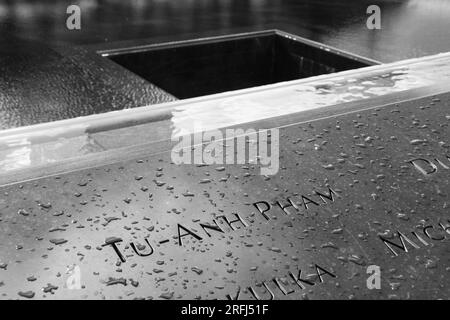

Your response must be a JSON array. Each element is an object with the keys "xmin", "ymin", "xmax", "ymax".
[{"xmin": 106, "ymin": 31, "xmax": 376, "ymax": 99}]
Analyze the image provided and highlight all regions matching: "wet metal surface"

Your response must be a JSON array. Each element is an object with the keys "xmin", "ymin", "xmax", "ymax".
[
  {"xmin": 0, "ymin": 92, "xmax": 448, "ymax": 300},
  {"xmin": 169, "ymin": 53, "xmax": 450, "ymax": 137}
]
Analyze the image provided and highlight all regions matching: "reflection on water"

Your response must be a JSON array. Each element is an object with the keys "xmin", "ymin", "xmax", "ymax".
[{"xmin": 0, "ymin": 0, "xmax": 449, "ymax": 62}]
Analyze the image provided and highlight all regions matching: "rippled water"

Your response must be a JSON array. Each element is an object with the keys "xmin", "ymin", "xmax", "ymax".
[
  {"xmin": 1, "ymin": 0, "xmax": 450, "ymax": 129},
  {"xmin": 2, "ymin": 0, "xmax": 450, "ymax": 62}
]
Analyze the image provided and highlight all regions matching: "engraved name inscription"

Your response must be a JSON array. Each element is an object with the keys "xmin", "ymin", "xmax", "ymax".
[
  {"xmin": 226, "ymin": 264, "xmax": 336, "ymax": 300},
  {"xmin": 379, "ymin": 220, "xmax": 450, "ymax": 256},
  {"xmin": 103, "ymin": 186, "xmax": 339, "ymax": 264},
  {"xmin": 253, "ymin": 187, "xmax": 338, "ymax": 221},
  {"xmin": 409, "ymin": 155, "xmax": 450, "ymax": 176}
]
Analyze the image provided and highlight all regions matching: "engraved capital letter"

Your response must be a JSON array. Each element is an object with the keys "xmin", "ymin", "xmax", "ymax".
[
  {"xmin": 103, "ymin": 237, "xmax": 126, "ymax": 263},
  {"xmin": 409, "ymin": 158, "xmax": 437, "ymax": 176},
  {"xmin": 130, "ymin": 238, "xmax": 154, "ymax": 257}
]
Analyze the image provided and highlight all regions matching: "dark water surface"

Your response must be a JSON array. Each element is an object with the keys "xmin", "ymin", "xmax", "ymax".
[{"xmin": 2, "ymin": 0, "xmax": 450, "ymax": 62}]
